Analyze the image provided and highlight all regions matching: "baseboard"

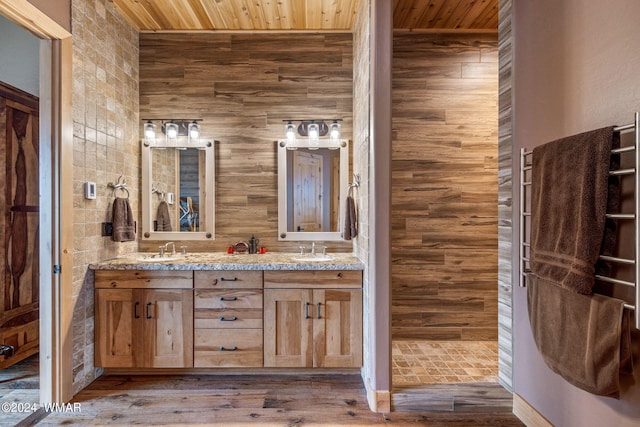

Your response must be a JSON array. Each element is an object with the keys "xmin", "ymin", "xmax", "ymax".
[
  {"xmin": 513, "ymin": 393, "xmax": 554, "ymax": 427},
  {"xmin": 364, "ymin": 377, "xmax": 391, "ymax": 413}
]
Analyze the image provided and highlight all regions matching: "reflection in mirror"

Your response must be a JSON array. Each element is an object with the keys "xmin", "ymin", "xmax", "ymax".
[
  {"xmin": 278, "ymin": 139, "xmax": 348, "ymax": 241},
  {"xmin": 141, "ymin": 140, "xmax": 215, "ymax": 240}
]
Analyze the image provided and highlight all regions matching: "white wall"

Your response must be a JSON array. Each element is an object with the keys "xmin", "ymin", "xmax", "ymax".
[
  {"xmin": 513, "ymin": 1, "xmax": 640, "ymax": 426},
  {"xmin": 0, "ymin": 14, "xmax": 39, "ymax": 96}
]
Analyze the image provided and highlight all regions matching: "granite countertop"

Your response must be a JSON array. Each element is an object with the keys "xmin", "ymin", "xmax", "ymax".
[{"xmin": 89, "ymin": 252, "xmax": 365, "ymax": 271}]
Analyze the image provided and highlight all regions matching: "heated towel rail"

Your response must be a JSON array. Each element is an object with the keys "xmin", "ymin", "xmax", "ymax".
[{"xmin": 519, "ymin": 113, "xmax": 640, "ymax": 329}]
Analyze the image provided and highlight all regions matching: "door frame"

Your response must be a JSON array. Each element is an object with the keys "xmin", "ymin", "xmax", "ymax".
[{"xmin": 0, "ymin": 0, "xmax": 73, "ymax": 403}]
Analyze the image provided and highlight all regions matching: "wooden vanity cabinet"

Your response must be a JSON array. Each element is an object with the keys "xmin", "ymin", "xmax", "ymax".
[
  {"xmin": 193, "ymin": 271, "xmax": 263, "ymax": 367},
  {"xmin": 94, "ymin": 270, "xmax": 194, "ymax": 368},
  {"xmin": 263, "ymin": 270, "xmax": 362, "ymax": 368}
]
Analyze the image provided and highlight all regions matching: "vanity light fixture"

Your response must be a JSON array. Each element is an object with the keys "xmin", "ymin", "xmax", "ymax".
[
  {"xmin": 142, "ymin": 119, "xmax": 204, "ymax": 145},
  {"xmin": 281, "ymin": 119, "xmax": 342, "ymax": 148}
]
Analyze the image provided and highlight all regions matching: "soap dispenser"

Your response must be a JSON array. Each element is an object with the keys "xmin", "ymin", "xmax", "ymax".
[{"xmin": 249, "ymin": 235, "xmax": 259, "ymax": 254}]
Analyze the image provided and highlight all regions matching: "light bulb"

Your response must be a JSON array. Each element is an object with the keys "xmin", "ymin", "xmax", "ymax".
[
  {"xmin": 308, "ymin": 122, "xmax": 319, "ymax": 145},
  {"xmin": 188, "ymin": 121, "xmax": 200, "ymax": 143},
  {"xmin": 285, "ymin": 121, "xmax": 296, "ymax": 143},
  {"xmin": 330, "ymin": 120, "xmax": 340, "ymax": 142},
  {"xmin": 165, "ymin": 122, "xmax": 178, "ymax": 141},
  {"xmin": 144, "ymin": 121, "xmax": 156, "ymax": 141}
]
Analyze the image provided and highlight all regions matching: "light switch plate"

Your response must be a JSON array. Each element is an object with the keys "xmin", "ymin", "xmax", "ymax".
[{"xmin": 84, "ymin": 182, "xmax": 96, "ymax": 199}]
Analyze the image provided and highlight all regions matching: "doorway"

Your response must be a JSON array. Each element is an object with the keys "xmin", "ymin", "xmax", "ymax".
[
  {"xmin": 0, "ymin": 0, "xmax": 74, "ymax": 412},
  {"xmin": 390, "ymin": 31, "xmax": 500, "ymax": 396}
]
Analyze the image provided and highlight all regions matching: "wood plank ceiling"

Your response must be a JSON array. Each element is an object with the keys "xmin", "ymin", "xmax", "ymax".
[{"xmin": 109, "ymin": 0, "xmax": 498, "ymax": 32}]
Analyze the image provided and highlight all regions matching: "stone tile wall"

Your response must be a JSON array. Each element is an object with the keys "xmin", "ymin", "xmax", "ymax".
[{"xmin": 70, "ymin": 0, "xmax": 139, "ymax": 394}]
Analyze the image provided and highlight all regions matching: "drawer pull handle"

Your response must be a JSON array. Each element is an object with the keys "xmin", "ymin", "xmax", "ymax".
[
  {"xmin": 211, "ymin": 279, "xmax": 218, "ymax": 286},
  {"xmin": 219, "ymin": 346, "xmax": 238, "ymax": 351},
  {"xmin": 134, "ymin": 302, "xmax": 140, "ymax": 319},
  {"xmin": 146, "ymin": 302, "xmax": 153, "ymax": 319},
  {"xmin": 220, "ymin": 277, "xmax": 237, "ymax": 282},
  {"xmin": 337, "ymin": 272, "xmax": 343, "ymax": 278},
  {"xmin": 219, "ymin": 316, "xmax": 238, "ymax": 321},
  {"xmin": 305, "ymin": 302, "xmax": 310, "ymax": 319},
  {"xmin": 220, "ymin": 297, "xmax": 238, "ymax": 301},
  {"xmin": 317, "ymin": 302, "xmax": 322, "ymax": 319}
]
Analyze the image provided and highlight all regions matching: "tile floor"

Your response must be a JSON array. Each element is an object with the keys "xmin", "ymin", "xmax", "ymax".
[{"xmin": 392, "ymin": 340, "xmax": 499, "ymax": 387}]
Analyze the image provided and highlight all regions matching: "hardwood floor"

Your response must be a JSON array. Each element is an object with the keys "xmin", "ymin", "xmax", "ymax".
[{"xmin": 33, "ymin": 374, "xmax": 524, "ymax": 426}]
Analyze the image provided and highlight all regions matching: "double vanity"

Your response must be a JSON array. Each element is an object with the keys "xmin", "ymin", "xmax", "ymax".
[{"xmin": 91, "ymin": 252, "xmax": 364, "ymax": 372}]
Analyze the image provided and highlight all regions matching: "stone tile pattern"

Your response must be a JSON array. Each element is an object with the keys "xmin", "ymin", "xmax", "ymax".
[
  {"xmin": 137, "ymin": 32, "xmax": 354, "ymax": 254},
  {"xmin": 71, "ymin": 0, "xmax": 140, "ymax": 395},
  {"xmin": 497, "ymin": 0, "xmax": 514, "ymax": 391},
  {"xmin": 392, "ymin": 340, "xmax": 498, "ymax": 387},
  {"xmin": 391, "ymin": 33, "xmax": 499, "ymax": 341}
]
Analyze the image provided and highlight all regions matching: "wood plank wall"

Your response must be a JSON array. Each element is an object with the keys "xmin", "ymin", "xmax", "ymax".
[
  {"xmin": 138, "ymin": 33, "xmax": 353, "ymax": 252},
  {"xmin": 391, "ymin": 32, "xmax": 499, "ymax": 341}
]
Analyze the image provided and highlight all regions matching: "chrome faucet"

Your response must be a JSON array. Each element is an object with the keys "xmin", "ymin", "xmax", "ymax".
[{"xmin": 159, "ymin": 241, "xmax": 176, "ymax": 257}]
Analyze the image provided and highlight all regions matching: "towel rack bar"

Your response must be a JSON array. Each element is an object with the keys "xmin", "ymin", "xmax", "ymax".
[
  {"xmin": 612, "ymin": 146, "xmax": 636, "ymax": 154},
  {"xmin": 614, "ymin": 123, "xmax": 635, "ymax": 132},
  {"xmin": 610, "ymin": 168, "xmax": 635, "ymax": 176},
  {"xmin": 595, "ymin": 275, "xmax": 636, "ymax": 288},
  {"xmin": 599, "ymin": 255, "xmax": 635, "ymax": 265},
  {"xmin": 523, "ymin": 212, "xmax": 531, "ymax": 217},
  {"xmin": 523, "ymin": 181, "xmax": 531, "ymax": 186},
  {"xmin": 606, "ymin": 213, "xmax": 635, "ymax": 220},
  {"xmin": 523, "ymin": 242, "xmax": 530, "ymax": 248},
  {"xmin": 624, "ymin": 303, "xmax": 635, "ymax": 311}
]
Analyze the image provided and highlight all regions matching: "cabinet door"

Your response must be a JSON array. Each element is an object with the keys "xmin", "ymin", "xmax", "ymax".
[
  {"xmin": 143, "ymin": 289, "xmax": 193, "ymax": 368},
  {"xmin": 264, "ymin": 289, "xmax": 312, "ymax": 367},
  {"xmin": 95, "ymin": 289, "xmax": 140, "ymax": 368},
  {"xmin": 313, "ymin": 289, "xmax": 362, "ymax": 368}
]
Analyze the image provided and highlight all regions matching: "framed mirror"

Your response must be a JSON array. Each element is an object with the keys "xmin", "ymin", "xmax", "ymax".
[
  {"xmin": 277, "ymin": 139, "xmax": 348, "ymax": 241},
  {"xmin": 141, "ymin": 140, "xmax": 215, "ymax": 240}
]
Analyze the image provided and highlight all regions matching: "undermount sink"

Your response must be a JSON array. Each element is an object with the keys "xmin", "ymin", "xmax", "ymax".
[
  {"xmin": 292, "ymin": 254, "xmax": 334, "ymax": 262},
  {"xmin": 133, "ymin": 254, "xmax": 182, "ymax": 262}
]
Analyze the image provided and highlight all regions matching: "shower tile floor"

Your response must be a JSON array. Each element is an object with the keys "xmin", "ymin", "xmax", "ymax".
[{"xmin": 392, "ymin": 340, "xmax": 499, "ymax": 386}]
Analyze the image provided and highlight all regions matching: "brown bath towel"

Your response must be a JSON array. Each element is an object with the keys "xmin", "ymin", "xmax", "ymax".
[
  {"xmin": 112, "ymin": 197, "xmax": 135, "ymax": 242},
  {"xmin": 343, "ymin": 195, "xmax": 357, "ymax": 240},
  {"xmin": 527, "ymin": 275, "xmax": 632, "ymax": 398},
  {"xmin": 530, "ymin": 126, "xmax": 617, "ymax": 294},
  {"xmin": 156, "ymin": 201, "xmax": 172, "ymax": 231}
]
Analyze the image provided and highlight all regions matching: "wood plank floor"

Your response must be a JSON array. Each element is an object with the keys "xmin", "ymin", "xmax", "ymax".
[
  {"xmin": 0, "ymin": 353, "xmax": 39, "ymax": 426},
  {"xmin": 32, "ymin": 374, "xmax": 524, "ymax": 426}
]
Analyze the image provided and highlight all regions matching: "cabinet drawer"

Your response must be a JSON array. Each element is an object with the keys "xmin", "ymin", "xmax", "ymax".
[
  {"xmin": 95, "ymin": 270, "xmax": 193, "ymax": 289},
  {"xmin": 194, "ymin": 271, "xmax": 263, "ymax": 289},
  {"xmin": 194, "ymin": 329, "xmax": 263, "ymax": 367},
  {"xmin": 195, "ymin": 290, "xmax": 262, "ymax": 309},
  {"xmin": 264, "ymin": 270, "xmax": 362, "ymax": 289}
]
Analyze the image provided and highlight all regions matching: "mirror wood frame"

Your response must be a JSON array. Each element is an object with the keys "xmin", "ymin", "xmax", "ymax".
[
  {"xmin": 141, "ymin": 140, "xmax": 215, "ymax": 241},
  {"xmin": 277, "ymin": 138, "xmax": 349, "ymax": 241}
]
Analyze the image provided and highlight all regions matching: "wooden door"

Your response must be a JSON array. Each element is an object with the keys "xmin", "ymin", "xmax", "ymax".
[
  {"xmin": 143, "ymin": 289, "xmax": 193, "ymax": 368},
  {"xmin": 0, "ymin": 83, "xmax": 40, "ymax": 369},
  {"xmin": 313, "ymin": 289, "xmax": 362, "ymax": 368},
  {"xmin": 94, "ymin": 289, "xmax": 138, "ymax": 368},
  {"xmin": 264, "ymin": 289, "xmax": 312, "ymax": 367},
  {"xmin": 292, "ymin": 150, "xmax": 323, "ymax": 232}
]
